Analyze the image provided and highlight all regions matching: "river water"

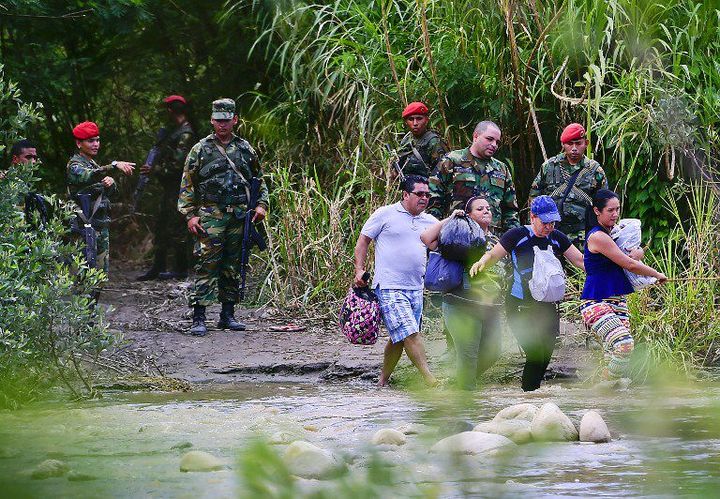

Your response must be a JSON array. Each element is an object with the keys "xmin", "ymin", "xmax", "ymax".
[{"xmin": 2, "ymin": 380, "xmax": 719, "ymax": 497}]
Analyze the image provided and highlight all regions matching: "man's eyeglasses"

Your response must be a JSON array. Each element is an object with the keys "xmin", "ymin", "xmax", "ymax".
[{"xmin": 410, "ymin": 191, "xmax": 431, "ymax": 198}]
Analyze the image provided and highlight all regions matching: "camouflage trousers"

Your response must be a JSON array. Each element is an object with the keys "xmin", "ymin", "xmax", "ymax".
[{"xmin": 190, "ymin": 205, "xmax": 245, "ymax": 306}]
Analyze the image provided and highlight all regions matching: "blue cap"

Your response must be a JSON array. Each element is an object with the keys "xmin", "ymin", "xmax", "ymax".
[{"xmin": 531, "ymin": 195, "xmax": 561, "ymax": 223}]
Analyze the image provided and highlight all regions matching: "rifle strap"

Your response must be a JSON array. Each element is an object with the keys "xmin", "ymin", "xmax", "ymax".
[
  {"xmin": 551, "ymin": 162, "xmax": 595, "ymax": 212},
  {"xmin": 214, "ymin": 142, "xmax": 252, "ymax": 204},
  {"xmin": 76, "ymin": 195, "xmax": 103, "ymax": 226}
]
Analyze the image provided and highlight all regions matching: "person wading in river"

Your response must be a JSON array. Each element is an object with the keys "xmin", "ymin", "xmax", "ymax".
[
  {"xmin": 354, "ymin": 175, "xmax": 439, "ymax": 386},
  {"xmin": 421, "ymin": 196, "xmax": 505, "ymax": 389},
  {"xmin": 470, "ymin": 196, "xmax": 584, "ymax": 391},
  {"xmin": 580, "ymin": 189, "xmax": 667, "ymax": 380}
]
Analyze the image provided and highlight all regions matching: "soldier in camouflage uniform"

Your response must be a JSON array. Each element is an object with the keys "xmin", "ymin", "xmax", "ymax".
[
  {"xmin": 395, "ymin": 101, "xmax": 449, "ymax": 178},
  {"xmin": 138, "ymin": 95, "xmax": 197, "ymax": 280},
  {"xmin": 528, "ymin": 123, "xmax": 608, "ymax": 246},
  {"xmin": 428, "ymin": 120, "xmax": 520, "ymax": 234},
  {"xmin": 66, "ymin": 121, "xmax": 135, "ymax": 273},
  {"xmin": 178, "ymin": 99, "xmax": 269, "ymax": 336}
]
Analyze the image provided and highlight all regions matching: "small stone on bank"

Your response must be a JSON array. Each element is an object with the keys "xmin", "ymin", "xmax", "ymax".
[
  {"xmin": 579, "ymin": 410, "xmax": 611, "ymax": 443},
  {"xmin": 179, "ymin": 451, "xmax": 225, "ymax": 472},
  {"xmin": 430, "ymin": 431, "xmax": 516, "ymax": 455},
  {"xmin": 371, "ymin": 428, "xmax": 407, "ymax": 446},
  {"xmin": 31, "ymin": 459, "xmax": 70, "ymax": 479},
  {"xmin": 530, "ymin": 403, "xmax": 578, "ymax": 442},
  {"xmin": 492, "ymin": 403, "xmax": 539, "ymax": 423},
  {"xmin": 283, "ymin": 441, "xmax": 344, "ymax": 479},
  {"xmin": 171, "ymin": 441, "xmax": 193, "ymax": 450}
]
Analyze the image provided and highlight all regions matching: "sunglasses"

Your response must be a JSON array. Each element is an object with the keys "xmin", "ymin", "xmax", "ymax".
[{"xmin": 410, "ymin": 191, "xmax": 431, "ymax": 198}]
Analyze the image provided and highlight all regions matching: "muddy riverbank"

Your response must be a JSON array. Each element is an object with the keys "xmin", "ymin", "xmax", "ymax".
[{"xmin": 101, "ymin": 263, "xmax": 594, "ymax": 388}]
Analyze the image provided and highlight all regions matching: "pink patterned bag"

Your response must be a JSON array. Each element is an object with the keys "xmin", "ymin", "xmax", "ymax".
[{"xmin": 339, "ymin": 286, "xmax": 381, "ymax": 345}]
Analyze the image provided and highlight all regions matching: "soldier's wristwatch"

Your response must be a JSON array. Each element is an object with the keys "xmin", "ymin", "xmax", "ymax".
[{"xmin": 111, "ymin": 160, "xmax": 118, "ymax": 169}]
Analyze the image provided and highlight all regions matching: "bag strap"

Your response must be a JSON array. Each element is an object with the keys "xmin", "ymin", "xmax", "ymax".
[{"xmin": 214, "ymin": 141, "xmax": 251, "ymax": 202}]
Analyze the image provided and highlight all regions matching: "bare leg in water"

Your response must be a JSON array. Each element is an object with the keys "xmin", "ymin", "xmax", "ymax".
[
  {"xmin": 379, "ymin": 333, "xmax": 437, "ymax": 386},
  {"xmin": 378, "ymin": 340, "xmax": 404, "ymax": 386}
]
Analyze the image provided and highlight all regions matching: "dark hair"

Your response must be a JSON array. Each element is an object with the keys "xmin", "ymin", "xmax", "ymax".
[
  {"xmin": 401, "ymin": 174, "xmax": 429, "ymax": 193},
  {"xmin": 473, "ymin": 120, "xmax": 500, "ymax": 135},
  {"xmin": 10, "ymin": 139, "xmax": 35, "ymax": 157},
  {"xmin": 464, "ymin": 195, "xmax": 487, "ymax": 213},
  {"xmin": 585, "ymin": 189, "xmax": 620, "ymax": 233}
]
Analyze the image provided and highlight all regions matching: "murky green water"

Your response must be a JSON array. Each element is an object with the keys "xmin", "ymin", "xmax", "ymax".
[{"xmin": 1, "ymin": 381, "xmax": 720, "ymax": 497}]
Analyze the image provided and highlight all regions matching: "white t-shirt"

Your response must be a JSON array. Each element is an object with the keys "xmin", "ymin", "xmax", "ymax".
[{"xmin": 361, "ymin": 202, "xmax": 438, "ymax": 290}]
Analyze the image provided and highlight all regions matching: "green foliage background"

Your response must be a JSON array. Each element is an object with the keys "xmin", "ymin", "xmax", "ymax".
[{"xmin": 1, "ymin": 0, "xmax": 719, "ymax": 373}]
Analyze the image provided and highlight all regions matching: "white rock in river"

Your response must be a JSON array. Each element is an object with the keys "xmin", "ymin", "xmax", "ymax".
[
  {"xmin": 492, "ymin": 403, "xmax": 539, "ymax": 423},
  {"xmin": 430, "ymin": 431, "xmax": 515, "ymax": 455},
  {"xmin": 283, "ymin": 441, "xmax": 344, "ymax": 479},
  {"xmin": 475, "ymin": 419, "xmax": 533, "ymax": 444},
  {"xmin": 371, "ymin": 428, "xmax": 407, "ymax": 446},
  {"xmin": 31, "ymin": 459, "xmax": 70, "ymax": 479},
  {"xmin": 530, "ymin": 403, "xmax": 578, "ymax": 441},
  {"xmin": 579, "ymin": 410, "xmax": 611, "ymax": 443},
  {"xmin": 179, "ymin": 451, "xmax": 225, "ymax": 472}
]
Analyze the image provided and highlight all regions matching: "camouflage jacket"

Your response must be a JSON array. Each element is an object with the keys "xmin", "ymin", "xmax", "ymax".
[
  {"xmin": 529, "ymin": 153, "xmax": 607, "ymax": 243},
  {"xmin": 396, "ymin": 130, "xmax": 449, "ymax": 178},
  {"xmin": 155, "ymin": 121, "xmax": 196, "ymax": 182},
  {"xmin": 428, "ymin": 147, "xmax": 520, "ymax": 233},
  {"xmin": 66, "ymin": 153, "xmax": 117, "ymax": 227},
  {"xmin": 177, "ymin": 133, "xmax": 269, "ymax": 220}
]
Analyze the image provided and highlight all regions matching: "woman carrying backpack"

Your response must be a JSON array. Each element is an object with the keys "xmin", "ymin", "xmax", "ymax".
[
  {"xmin": 580, "ymin": 189, "xmax": 667, "ymax": 380},
  {"xmin": 421, "ymin": 196, "xmax": 504, "ymax": 390},
  {"xmin": 470, "ymin": 196, "xmax": 584, "ymax": 391}
]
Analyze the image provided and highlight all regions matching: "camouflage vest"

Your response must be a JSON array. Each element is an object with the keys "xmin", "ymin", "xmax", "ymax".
[
  {"xmin": 542, "ymin": 155, "xmax": 602, "ymax": 237},
  {"xmin": 398, "ymin": 130, "xmax": 440, "ymax": 177},
  {"xmin": 66, "ymin": 154, "xmax": 111, "ymax": 228},
  {"xmin": 195, "ymin": 135, "xmax": 256, "ymax": 206}
]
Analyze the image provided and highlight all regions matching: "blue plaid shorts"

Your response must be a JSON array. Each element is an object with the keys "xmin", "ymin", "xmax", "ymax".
[{"xmin": 375, "ymin": 288, "xmax": 424, "ymax": 344}]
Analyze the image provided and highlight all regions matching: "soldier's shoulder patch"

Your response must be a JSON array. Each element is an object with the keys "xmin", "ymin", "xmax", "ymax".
[{"xmin": 237, "ymin": 138, "xmax": 256, "ymax": 156}]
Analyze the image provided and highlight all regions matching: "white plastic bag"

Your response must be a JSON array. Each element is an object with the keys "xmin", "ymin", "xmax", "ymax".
[
  {"xmin": 611, "ymin": 218, "xmax": 656, "ymax": 290},
  {"xmin": 529, "ymin": 246, "xmax": 566, "ymax": 302}
]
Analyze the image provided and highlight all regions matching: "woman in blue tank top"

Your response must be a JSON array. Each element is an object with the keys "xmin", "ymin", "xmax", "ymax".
[{"xmin": 580, "ymin": 189, "xmax": 667, "ymax": 380}]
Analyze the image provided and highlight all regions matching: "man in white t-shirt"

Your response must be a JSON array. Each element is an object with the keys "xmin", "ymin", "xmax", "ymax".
[{"xmin": 354, "ymin": 175, "xmax": 439, "ymax": 386}]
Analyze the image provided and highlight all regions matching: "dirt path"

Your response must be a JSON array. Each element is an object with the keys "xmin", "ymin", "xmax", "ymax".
[{"xmin": 102, "ymin": 263, "xmax": 594, "ymax": 386}]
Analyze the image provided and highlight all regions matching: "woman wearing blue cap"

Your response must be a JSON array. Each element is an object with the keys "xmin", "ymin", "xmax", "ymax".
[{"xmin": 470, "ymin": 195, "xmax": 584, "ymax": 391}]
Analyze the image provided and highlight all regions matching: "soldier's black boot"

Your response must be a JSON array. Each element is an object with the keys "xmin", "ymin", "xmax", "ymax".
[
  {"xmin": 217, "ymin": 302, "xmax": 246, "ymax": 331},
  {"xmin": 189, "ymin": 305, "xmax": 207, "ymax": 336}
]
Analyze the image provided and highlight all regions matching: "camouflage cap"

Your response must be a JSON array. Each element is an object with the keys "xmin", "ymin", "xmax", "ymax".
[{"xmin": 211, "ymin": 98, "xmax": 236, "ymax": 119}]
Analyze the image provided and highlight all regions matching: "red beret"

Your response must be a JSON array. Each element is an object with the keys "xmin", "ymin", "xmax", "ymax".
[
  {"xmin": 72, "ymin": 121, "xmax": 100, "ymax": 140},
  {"xmin": 560, "ymin": 123, "xmax": 586, "ymax": 143},
  {"xmin": 163, "ymin": 94, "xmax": 187, "ymax": 105},
  {"xmin": 402, "ymin": 101, "xmax": 429, "ymax": 119}
]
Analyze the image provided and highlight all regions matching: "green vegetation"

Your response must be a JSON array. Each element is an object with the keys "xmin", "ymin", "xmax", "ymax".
[
  {"xmin": 0, "ymin": 66, "xmax": 113, "ymax": 408},
  {"xmin": 1, "ymin": 1, "xmax": 718, "ymax": 377}
]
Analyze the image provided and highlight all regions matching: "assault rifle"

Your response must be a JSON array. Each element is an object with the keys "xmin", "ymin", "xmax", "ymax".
[
  {"xmin": 384, "ymin": 143, "xmax": 405, "ymax": 182},
  {"xmin": 238, "ymin": 177, "xmax": 267, "ymax": 301},
  {"xmin": 23, "ymin": 193, "xmax": 51, "ymax": 228},
  {"xmin": 71, "ymin": 193, "xmax": 99, "ymax": 268},
  {"xmin": 132, "ymin": 127, "xmax": 169, "ymax": 213}
]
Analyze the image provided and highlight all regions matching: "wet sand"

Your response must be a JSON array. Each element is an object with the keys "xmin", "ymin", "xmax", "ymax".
[{"xmin": 103, "ymin": 263, "xmax": 594, "ymax": 387}]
